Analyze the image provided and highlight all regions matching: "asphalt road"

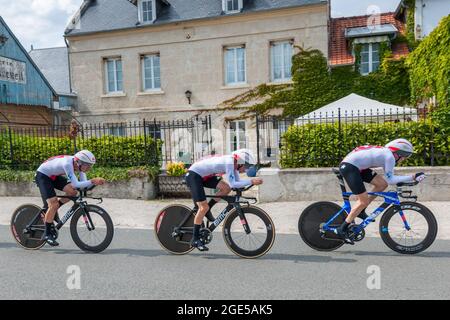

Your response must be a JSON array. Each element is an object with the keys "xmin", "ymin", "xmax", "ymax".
[{"xmin": 1, "ymin": 225, "xmax": 450, "ymax": 300}]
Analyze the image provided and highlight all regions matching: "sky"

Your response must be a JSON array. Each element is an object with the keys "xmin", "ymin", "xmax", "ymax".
[{"xmin": 0, "ymin": 0, "xmax": 401, "ymax": 51}]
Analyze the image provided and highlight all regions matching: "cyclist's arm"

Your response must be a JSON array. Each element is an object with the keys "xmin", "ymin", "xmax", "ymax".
[
  {"xmin": 226, "ymin": 163, "xmax": 252, "ymax": 189},
  {"xmin": 64, "ymin": 162, "xmax": 93, "ymax": 189},
  {"xmin": 383, "ymin": 156, "xmax": 414, "ymax": 185}
]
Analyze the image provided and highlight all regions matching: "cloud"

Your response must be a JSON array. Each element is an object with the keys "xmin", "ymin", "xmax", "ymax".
[{"xmin": 0, "ymin": 0, "xmax": 83, "ymax": 49}]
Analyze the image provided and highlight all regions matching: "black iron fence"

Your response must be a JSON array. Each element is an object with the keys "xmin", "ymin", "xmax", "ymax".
[
  {"xmin": 255, "ymin": 107, "xmax": 448, "ymax": 167},
  {"xmin": 0, "ymin": 116, "xmax": 212, "ymax": 170}
]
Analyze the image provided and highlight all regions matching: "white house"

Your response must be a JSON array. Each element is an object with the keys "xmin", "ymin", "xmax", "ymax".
[{"xmin": 397, "ymin": 0, "xmax": 450, "ymax": 39}]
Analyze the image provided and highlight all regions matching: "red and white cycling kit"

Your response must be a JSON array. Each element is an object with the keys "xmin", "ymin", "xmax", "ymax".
[
  {"xmin": 342, "ymin": 146, "xmax": 413, "ymax": 185},
  {"xmin": 188, "ymin": 155, "xmax": 252, "ymax": 189},
  {"xmin": 37, "ymin": 155, "xmax": 93, "ymax": 189}
]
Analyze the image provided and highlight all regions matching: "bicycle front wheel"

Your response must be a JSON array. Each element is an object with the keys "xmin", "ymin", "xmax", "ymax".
[
  {"xmin": 379, "ymin": 202, "xmax": 437, "ymax": 254},
  {"xmin": 222, "ymin": 206, "xmax": 275, "ymax": 259},
  {"xmin": 70, "ymin": 205, "xmax": 114, "ymax": 253}
]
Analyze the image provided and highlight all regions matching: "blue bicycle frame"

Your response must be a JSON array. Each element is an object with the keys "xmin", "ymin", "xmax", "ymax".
[{"xmin": 322, "ymin": 170, "xmax": 412, "ymax": 235}]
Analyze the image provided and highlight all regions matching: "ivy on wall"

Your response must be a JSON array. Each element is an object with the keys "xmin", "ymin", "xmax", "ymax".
[
  {"xmin": 221, "ymin": 45, "xmax": 411, "ymax": 118},
  {"xmin": 406, "ymin": 14, "xmax": 450, "ymax": 127}
]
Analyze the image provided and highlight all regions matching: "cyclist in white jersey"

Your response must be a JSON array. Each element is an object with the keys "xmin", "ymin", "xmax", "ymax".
[
  {"xmin": 35, "ymin": 150, "xmax": 105, "ymax": 246},
  {"xmin": 185, "ymin": 149, "xmax": 263, "ymax": 251},
  {"xmin": 336, "ymin": 138, "xmax": 426, "ymax": 240}
]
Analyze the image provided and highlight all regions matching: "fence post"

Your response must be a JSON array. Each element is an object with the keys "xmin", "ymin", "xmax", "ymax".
[
  {"xmin": 153, "ymin": 118, "xmax": 159, "ymax": 166},
  {"xmin": 143, "ymin": 118, "xmax": 148, "ymax": 165},
  {"xmin": 255, "ymin": 112, "xmax": 261, "ymax": 165},
  {"xmin": 338, "ymin": 107, "xmax": 342, "ymax": 160},
  {"xmin": 8, "ymin": 126, "xmax": 14, "ymax": 168}
]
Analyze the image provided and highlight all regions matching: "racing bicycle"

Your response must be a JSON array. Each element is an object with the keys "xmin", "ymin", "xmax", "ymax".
[
  {"xmin": 11, "ymin": 186, "xmax": 114, "ymax": 253},
  {"xmin": 298, "ymin": 169, "xmax": 437, "ymax": 254},
  {"xmin": 155, "ymin": 185, "xmax": 275, "ymax": 258}
]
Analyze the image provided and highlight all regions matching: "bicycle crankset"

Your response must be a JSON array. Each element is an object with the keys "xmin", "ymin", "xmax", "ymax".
[
  {"xmin": 200, "ymin": 228, "xmax": 213, "ymax": 244},
  {"xmin": 347, "ymin": 225, "xmax": 365, "ymax": 242}
]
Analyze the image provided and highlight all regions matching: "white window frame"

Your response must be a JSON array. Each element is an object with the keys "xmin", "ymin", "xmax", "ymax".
[
  {"xmin": 104, "ymin": 58, "xmax": 123, "ymax": 94},
  {"xmin": 271, "ymin": 40, "xmax": 293, "ymax": 82},
  {"xmin": 224, "ymin": 45, "xmax": 247, "ymax": 86},
  {"xmin": 228, "ymin": 120, "xmax": 247, "ymax": 152},
  {"xmin": 138, "ymin": 0, "xmax": 156, "ymax": 23},
  {"xmin": 106, "ymin": 123, "xmax": 126, "ymax": 137},
  {"xmin": 141, "ymin": 53, "xmax": 161, "ymax": 91},
  {"xmin": 359, "ymin": 43, "xmax": 380, "ymax": 75},
  {"xmin": 223, "ymin": 0, "xmax": 243, "ymax": 13}
]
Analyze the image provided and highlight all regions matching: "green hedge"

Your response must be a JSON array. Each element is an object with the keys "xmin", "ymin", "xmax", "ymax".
[
  {"xmin": 280, "ymin": 120, "xmax": 450, "ymax": 168},
  {"xmin": 0, "ymin": 132, "xmax": 161, "ymax": 170},
  {"xmin": 0, "ymin": 166, "xmax": 160, "ymax": 183}
]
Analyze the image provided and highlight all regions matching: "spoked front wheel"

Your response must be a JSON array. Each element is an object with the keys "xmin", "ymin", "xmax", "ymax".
[
  {"xmin": 10, "ymin": 204, "xmax": 46, "ymax": 250},
  {"xmin": 70, "ymin": 205, "xmax": 114, "ymax": 253},
  {"xmin": 379, "ymin": 202, "xmax": 437, "ymax": 254},
  {"xmin": 222, "ymin": 206, "xmax": 275, "ymax": 259}
]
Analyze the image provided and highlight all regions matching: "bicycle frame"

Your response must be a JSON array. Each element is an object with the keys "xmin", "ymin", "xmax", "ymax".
[
  {"xmin": 323, "ymin": 170, "xmax": 412, "ymax": 235},
  {"xmin": 174, "ymin": 188, "xmax": 257, "ymax": 243},
  {"xmin": 25, "ymin": 188, "xmax": 102, "ymax": 233}
]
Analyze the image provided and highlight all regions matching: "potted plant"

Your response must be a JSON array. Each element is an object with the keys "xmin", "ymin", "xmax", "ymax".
[{"xmin": 158, "ymin": 162, "xmax": 190, "ymax": 196}]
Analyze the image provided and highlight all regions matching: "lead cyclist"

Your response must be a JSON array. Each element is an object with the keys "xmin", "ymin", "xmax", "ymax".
[{"xmin": 336, "ymin": 138, "xmax": 426, "ymax": 242}]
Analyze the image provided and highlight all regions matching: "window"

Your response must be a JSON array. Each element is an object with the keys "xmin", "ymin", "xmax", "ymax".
[
  {"xmin": 142, "ymin": 54, "xmax": 161, "ymax": 91},
  {"xmin": 225, "ymin": 0, "xmax": 240, "ymax": 12},
  {"xmin": 139, "ymin": 0, "xmax": 155, "ymax": 23},
  {"xmin": 360, "ymin": 43, "xmax": 380, "ymax": 75},
  {"xmin": 271, "ymin": 41, "xmax": 293, "ymax": 82},
  {"xmin": 107, "ymin": 123, "xmax": 126, "ymax": 137},
  {"xmin": 224, "ymin": 46, "xmax": 246, "ymax": 85},
  {"xmin": 229, "ymin": 121, "xmax": 246, "ymax": 152},
  {"xmin": 105, "ymin": 58, "xmax": 123, "ymax": 93}
]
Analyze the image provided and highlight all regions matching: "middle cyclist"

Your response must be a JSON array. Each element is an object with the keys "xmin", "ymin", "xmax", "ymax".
[{"xmin": 185, "ymin": 149, "xmax": 263, "ymax": 251}]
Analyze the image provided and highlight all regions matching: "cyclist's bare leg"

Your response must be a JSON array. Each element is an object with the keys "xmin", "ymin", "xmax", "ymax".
[
  {"xmin": 44, "ymin": 197, "xmax": 60, "ymax": 224},
  {"xmin": 345, "ymin": 192, "xmax": 370, "ymax": 224},
  {"xmin": 367, "ymin": 175, "xmax": 388, "ymax": 204},
  {"xmin": 194, "ymin": 200, "xmax": 209, "ymax": 225},
  {"xmin": 212, "ymin": 181, "xmax": 231, "ymax": 202},
  {"xmin": 60, "ymin": 184, "xmax": 77, "ymax": 205}
]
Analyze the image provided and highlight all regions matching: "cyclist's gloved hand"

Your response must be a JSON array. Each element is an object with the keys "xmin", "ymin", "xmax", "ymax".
[{"xmin": 414, "ymin": 172, "xmax": 426, "ymax": 182}]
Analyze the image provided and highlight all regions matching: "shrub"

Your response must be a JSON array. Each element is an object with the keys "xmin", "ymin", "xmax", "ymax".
[{"xmin": 280, "ymin": 120, "xmax": 450, "ymax": 168}]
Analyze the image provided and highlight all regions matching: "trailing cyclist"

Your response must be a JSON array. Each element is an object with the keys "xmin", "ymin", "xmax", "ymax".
[
  {"xmin": 336, "ymin": 138, "xmax": 426, "ymax": 242},
  {"xmin": 185, "ymin": 149, "xmax": 262, "ymax": 251},
  {"xmin": 35, "ymin": 150, "xmax": 106, "ymax": 246}
]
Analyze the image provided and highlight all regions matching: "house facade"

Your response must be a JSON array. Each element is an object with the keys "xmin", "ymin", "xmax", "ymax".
[
  {"xmin": 397, "ymin": 0, "xmax": 450, "ymax": 40},
  {"xmin": 0, "ymin": 16, "xmax": 60, "ymax": 127},
  {"xmin": 65, "ymin": 0, "xmax": 329, "ymax": 154},
  {"xmin": 329, "ymin": 12, "xmax": 409, "ymax": 72}
]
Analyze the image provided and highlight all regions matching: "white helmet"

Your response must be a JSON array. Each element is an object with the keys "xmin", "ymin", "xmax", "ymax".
[
  {"xmin": 74, "ymin": 150, "xmax": 96, "ymax": 165},
  {"xmin": 232, "ymin": 149, "xmax": 257, "ymax": 167},
  {"xmin": 385, "ymin": 138, "xmax": 414, "ymax": 158}
]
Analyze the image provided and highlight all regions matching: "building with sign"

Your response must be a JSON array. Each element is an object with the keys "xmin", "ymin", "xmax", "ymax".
[{"xmin": 0, "ymin": 16, "xmax": 71, "ymax": 127}]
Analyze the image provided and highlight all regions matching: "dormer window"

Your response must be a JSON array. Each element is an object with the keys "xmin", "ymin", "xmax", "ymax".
[
  {"xmin": 223, "ymin": 0, "xmax": 243, "ymax": 14},
  {"xmin": 138, "ymin": 0, "xmax": 156, "ymax": 23}
]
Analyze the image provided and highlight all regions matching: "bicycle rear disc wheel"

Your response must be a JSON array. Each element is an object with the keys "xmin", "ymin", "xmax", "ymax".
[
  {"xmin": 10, "ymin": 204, "xmax": 46, "ymax": 250},
  {"xmin": 379, "ymin": 202, "xmax": 437, "ymax": 254},
  {"xmin": 222, "ymin": 206, "xmax": 275, "ymax": 259},
  {"xmin": 298, "ymin": 201, "xmax": 345, "ymax": 251},
  {"xmin": 154, "ymin": 205, "xmax": 195, "ymax": 255},
  {"xmin": 70, "ymin": 205, "xmax": 114, "ymax": 253}
]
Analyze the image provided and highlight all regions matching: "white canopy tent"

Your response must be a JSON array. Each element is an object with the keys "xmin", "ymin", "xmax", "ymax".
[{"xmin": 297, "ymin": 93, "xmax": 417, "ymax": 123}]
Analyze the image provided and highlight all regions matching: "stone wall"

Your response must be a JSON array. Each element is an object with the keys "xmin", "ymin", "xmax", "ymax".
[{"xmin": 258, "ymin": 167, "xmax": 450, "ymax": 202}]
